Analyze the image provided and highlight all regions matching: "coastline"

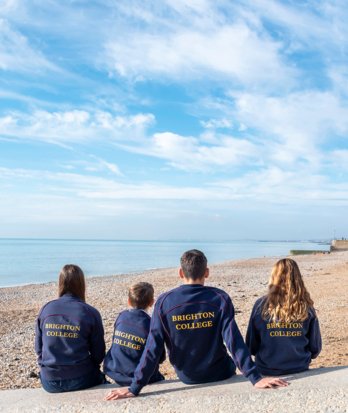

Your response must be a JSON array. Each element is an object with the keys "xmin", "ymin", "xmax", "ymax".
[
  {"xmin": 0, "ymin": 251, "xmax": 347, "ymax": 390},
  {"xmin": 0, "ymin": 239, "xmax": 331, "ymax": 288}
]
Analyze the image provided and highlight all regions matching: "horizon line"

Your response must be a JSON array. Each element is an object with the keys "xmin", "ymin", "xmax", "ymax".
[{"xmin": 0, "ymin": 237, "xmax": 332, "ymax": 243}]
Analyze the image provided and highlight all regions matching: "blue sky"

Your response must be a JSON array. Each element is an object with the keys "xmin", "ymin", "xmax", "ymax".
[{"xmin": 0, "ymin": 0, "xmax": 347, "ymax": 240}]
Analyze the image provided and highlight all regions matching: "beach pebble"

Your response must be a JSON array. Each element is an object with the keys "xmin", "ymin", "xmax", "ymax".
[{"xmin": 0, "ymin": 251, "xmax": 347, "ymax": 390}]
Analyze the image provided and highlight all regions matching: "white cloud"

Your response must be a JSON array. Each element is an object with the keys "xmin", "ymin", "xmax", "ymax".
[
  {"xmin": 227, "ymin": 90, "xmax": 348, "ymax": 168},
  {"xmin": 60, "ymin": 157, "xmax": 123, "ymax": 177},
  {"xmin": 200, "ymin": 118, "xmax": 232, "ymax": 129},
  {"xmin": 1, "ymin": 0, "xmax": 346, "ymax": 89},
  {"xmin": 104, "ymin": 23, "xmax": 295, "ymax": 87},
  {"xmin": 0, "ymin": 110, "xmax": 155, "ymax": 144},
  {"xmin": 327, "ymin": 149, "xmax": 348, "ymax": 172},
  {"xmin": 90, "ymin": 156, "xmax": 123, "ymax": 176},
  {"xmin": 101, "ymin": 161, "xmax": 122, "ymax": 176},
  {"xmin": 1, "ymin": 165, "xmax": 347, "ymax": 207},
  {"xmin": 213, "ymin": 166, "xmax": 348, "ymax": 205},
  {"xmin": 0, "ymin": 19, "xmax": 59, "ymax": 73},
  {"xmin": 245, "ymin": 0, "xmax": 348, "ymax": 53},
  {"xmin": 120, "ymin": 131, "xmax": 259, "ymax": 171},
  {"xmin": 0, "ymin": 0, "xmax": 23, "ymax": 17},
  {"xmin": 164, "ymin": 0, "xmax": 213, "ymax": 16},
  {"xmin": 328, "ymin": 66, "xmax": 348, "ymax": 98},
  {"xmin": 0, "ymin": 166, "xmax": 220, "ymax": 201}
]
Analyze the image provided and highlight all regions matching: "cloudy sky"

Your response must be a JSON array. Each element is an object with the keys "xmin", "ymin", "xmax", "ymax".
[{"xmin": 0, "ymin": 0, "xmax": 347, "ymax": 240}]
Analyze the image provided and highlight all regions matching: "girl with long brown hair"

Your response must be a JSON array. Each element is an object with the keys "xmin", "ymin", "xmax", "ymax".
[
  {"xmin": 35, "ymin": 264, "xmax": 106, "ymax": 392},
  {"xmin": 246, "ymin": 258, "xmax": 321, "ymax": 375}
]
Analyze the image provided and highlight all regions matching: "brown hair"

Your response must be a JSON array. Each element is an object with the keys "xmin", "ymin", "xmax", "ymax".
[
  {"xmin": 180, "ymin": 249, "xmax": 207, "ymax": 281},
  {"xmin": 58, "ymin": 264, "xmax": 86, "ymax": 302},
  {"xmin": 128, "ymin": 282, "xmax": 154, "ymax": 309},
  {"xmin": 262, "ymin": 258, "xmax": 314, "ymax": 322}
]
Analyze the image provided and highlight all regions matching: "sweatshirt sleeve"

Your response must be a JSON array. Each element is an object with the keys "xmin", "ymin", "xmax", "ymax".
[
  {"xmin": 89, "ymin": 308, "xmax": 106, "ymax": 365},
  {"xmin": 221, "ymin": 296, "xmax": 262, "ymax": 385},
  {"xmin": 129, "ymin": 300, "xmax": 166, "ymax": 395},
  {"xmin": 307, "ymin": 312, "xmax": 322, "ymax": 359},
  {"xmin": 245, "ymin": 302, "xmax": 261, "ymax": 356},
  {"xmin": 34, "ymin": 315, "xmax": 43, "ymax": 364}
]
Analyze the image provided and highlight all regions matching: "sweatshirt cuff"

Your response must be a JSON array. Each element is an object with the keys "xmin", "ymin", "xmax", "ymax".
[
  {"xmin": 128, "ymin": 382, "xmax": 142, "ymax": 396},
  {"xmin": 246, "ymin": 369, "xmax": 262, "ymax": 385}
]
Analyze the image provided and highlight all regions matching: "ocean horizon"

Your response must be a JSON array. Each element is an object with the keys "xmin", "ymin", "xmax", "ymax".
[{"xmin": 0, "ymin": 238, "xmax": 330, "ymax": 288}]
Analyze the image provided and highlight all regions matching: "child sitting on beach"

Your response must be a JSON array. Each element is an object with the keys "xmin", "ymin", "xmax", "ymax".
[
  {"xmin": 103, "ymin": 282, "xmax": 165, "ymax": 385},
  {"xmin": 35, "ymin": 265, "xmax": 106, "ymax": 393},
  {"xmin": 106, "ymin": 249, "xmax": 288, "ymax": 400},
  {"xmin": 246, "ymin": 258, "xmax": 322, "ymax": 376}
]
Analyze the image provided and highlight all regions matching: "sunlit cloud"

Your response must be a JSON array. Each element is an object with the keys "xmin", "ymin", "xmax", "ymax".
[
  {"xmin": 0, "ymin": 110, "xmax": 155, "ymax": 144},
  {"xmin": 104, "ymin": 23, "xmax": 296, "ymax": 88}
]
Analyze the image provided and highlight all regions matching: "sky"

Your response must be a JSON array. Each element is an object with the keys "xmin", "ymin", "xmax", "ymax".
[{"xmin": 0, "ymin": 0, "xmax": 347, "ymax": 241}]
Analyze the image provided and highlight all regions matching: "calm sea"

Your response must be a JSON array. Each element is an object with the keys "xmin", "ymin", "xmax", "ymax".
[{"xmin": 0, "ymin": 239, "xmax": 330, "ymax": 287}]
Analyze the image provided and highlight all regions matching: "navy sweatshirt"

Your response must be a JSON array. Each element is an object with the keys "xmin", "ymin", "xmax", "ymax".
[
  {"xmin": 103, "ymin": 309, "xmax": 165, "ymax": 385},
  {"xmin": 129, "ymin": 284, "xmax": 262, "ymax": 395},
  {"xmin": 246, "ymin": 297, "xmax": 322, "ymax": 376},
  {"xmin": 35, "ymin": 293, "xmax": 105, "ymax": 380}
]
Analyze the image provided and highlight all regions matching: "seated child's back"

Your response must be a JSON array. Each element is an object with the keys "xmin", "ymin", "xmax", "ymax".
[
  {"xmin": 103, "ymin": 282, "xmax": 164, "ymax": 385},
  {"xmin": 246, "ymin": 258, "xmax": 321, "ymax": 375}
]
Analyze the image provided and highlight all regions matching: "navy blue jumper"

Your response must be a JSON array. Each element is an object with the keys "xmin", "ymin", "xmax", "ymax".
[
  {"xmin": 35, "ymin": 293, "xmax": 105, "ymax": 380},
  {"xmin": 103, "ymin": 309, "xmax": 165, "ymax": 385},
  {"xmin": 129, "ymin": 284, "xmax": 262, "ymax": 395},
  {"xmin": 246, "ymin": 297, "xmax": 322, "ymax": 376}
]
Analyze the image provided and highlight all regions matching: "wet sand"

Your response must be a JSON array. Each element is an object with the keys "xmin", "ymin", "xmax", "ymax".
[{"xmin": 0, "ymin": 251, "xmax": 347, "ymax": 389}]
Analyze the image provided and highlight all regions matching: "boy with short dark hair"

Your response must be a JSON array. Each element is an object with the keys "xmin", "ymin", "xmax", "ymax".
[
  {"xmin": 103, "ymin": 282, "xmax": 165, "ymax": 385},
  {"xmin": 106, "ymin": 250, "xmax": 288, "ymax": 400}
]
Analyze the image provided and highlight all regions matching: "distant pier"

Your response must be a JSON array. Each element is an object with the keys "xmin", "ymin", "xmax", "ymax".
[{"xmin": 331, "ymin": 239, "xmax": 348, "ymax": 252}]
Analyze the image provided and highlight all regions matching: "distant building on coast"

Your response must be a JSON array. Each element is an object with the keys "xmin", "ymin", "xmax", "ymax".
[{"xmin": 330, "ymin": 239, "xmax": 348, "ymax": 252}]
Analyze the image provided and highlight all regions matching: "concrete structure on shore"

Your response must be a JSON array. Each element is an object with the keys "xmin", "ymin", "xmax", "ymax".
[
  {"xmin": 331, "ymin": 239, "xmax": 348, "ymax": 251},
  {"xmin": 0, "ymin": 367, "xmax": 347, "ymax": 413}
]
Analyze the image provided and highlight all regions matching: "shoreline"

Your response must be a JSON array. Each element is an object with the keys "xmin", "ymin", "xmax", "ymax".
[
  {"xmin": 0, "ymin": 251, "xmax": 332, "ymax": 290},
  {"xmin": 0, "ymin": 251, "xmax": 347, "ymax": 390},
  {"xmin": 0, "ymin": 269, "xmax": 161, "ymax": 290},
  {"xmin": 0, "ymin": 239, "xmax": 332, "ymax": 289}
]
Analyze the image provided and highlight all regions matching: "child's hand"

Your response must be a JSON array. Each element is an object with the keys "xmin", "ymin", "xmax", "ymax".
[
  {"xmin": 254, "ymin": 377, "xmax": 289, "ymax": 389},
  {"xmin": 105, "ymin": 387, "xmax": 135, "ymax": 400}
]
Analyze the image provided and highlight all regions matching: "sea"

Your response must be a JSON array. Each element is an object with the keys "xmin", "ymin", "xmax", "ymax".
[{"xmin": 0, "ymin": 238, "xmax": 330, "ymax": 288}]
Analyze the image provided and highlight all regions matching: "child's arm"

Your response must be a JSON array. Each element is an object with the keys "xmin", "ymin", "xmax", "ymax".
[
  {"xmin": 308, "ymin": 312, "xmax": 322, "ymax": 359},
  {"xmin": 129, "ymin": 301, "xmax": 166, "ymax": 395},
  {"xmin": 245, "ymin": 303, "xmax": 261, "ymax": 356},
  {"xmin": 221, "ymin": 296, "xmax": 262, "ymax": 385},
  {"xmin": 106, "ymin": 299, "xmax": 166, "ymax": 399},
  {"xmin": 222, "ymin": 296, "xmax": 288, "ymax": 389},
  {"xmin": 146, "ymin": 311, "xmax": 165, "ymax": 364}
]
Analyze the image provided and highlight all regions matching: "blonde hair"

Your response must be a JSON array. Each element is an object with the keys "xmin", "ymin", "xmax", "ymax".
[
  {"xmin": 58, "ymin": 264, "xmax": 86, "ymax": 302},
  {"xmin": 262, "ymin": 258, "xmax": 314, "ymax": 322},
  {"xmin": 128, "ymin": 282, "xmax": 154, "ymax": 309}
]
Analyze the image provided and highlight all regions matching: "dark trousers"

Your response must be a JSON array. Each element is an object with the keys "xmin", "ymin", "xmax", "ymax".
[{"xmin": 40, "ymin": 370, "xmax": 106, "ymax": 393}]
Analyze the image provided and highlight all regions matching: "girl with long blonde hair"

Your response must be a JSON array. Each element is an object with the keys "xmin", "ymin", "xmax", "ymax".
[{"xmin": 246, "ymin": 258, "xmax": 321, "ymax": 375}]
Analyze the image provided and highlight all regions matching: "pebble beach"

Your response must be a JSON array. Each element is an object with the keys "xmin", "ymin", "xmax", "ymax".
[{"xmin": 0, "ymin": 251, "xmax": 347, "ymax": 390}]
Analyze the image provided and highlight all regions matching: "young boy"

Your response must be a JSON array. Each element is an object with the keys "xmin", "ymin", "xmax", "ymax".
[
  {"xmin": 106, "ymin": 250, "xmax": 288, "ymax": 400},
  {"xmin": 103, "ymin": 282, "xmax": 165, "ymax": 385}
]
